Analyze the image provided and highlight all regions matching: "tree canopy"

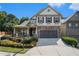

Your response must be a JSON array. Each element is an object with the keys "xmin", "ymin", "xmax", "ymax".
[
  {"xmin": 0, "ymin": 11, "xmax": 29, "ymax": 32},
  {"xmin": 0, "ymin": 11, "xmax": 19, "ymax": 32},
  {"xmin": 20, "ymin": 17, "xmax": 29, "ymax": 24}
]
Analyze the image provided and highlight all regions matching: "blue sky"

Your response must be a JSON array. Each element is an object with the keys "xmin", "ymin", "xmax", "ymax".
[{"xmin": 0, "ymin": 3, "xmax": 78, "ymax": 19}]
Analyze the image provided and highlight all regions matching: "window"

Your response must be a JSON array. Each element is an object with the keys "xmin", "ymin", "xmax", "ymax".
[
  {"xmin": 75, "ymin": 23, "xmax": 78, "ymax": 27},
  {"xmin": 68, "ymin": 23, "xmax": 72, "ymax": 28},
  {"xmin": 68, "ymin": 23, "xmax": 72, "ymax": 27},
  {"xmin": 68, "ymin": 23, "xmax": 79, "ymax": 28},
  {"xmin": 54, "ymin": 17, "xmax": 60, "ymax": 23},
  {"xmin": 75, "ymin": 15, "xmax": 79, "ymax": 19},
  {"xmin": 47, "ymin": 9, "xmax": 50, "ymax": 12},
  {"xmin": 38, "ymin": 17, "xmax": 44, "ymax": 23},
  {"xmin": 31, "ymin": 20, "xmax": 36, "ymax": 24},
  {"xmin": 46, "ymin": 17, "xmax": 52, "ymax": 23}
]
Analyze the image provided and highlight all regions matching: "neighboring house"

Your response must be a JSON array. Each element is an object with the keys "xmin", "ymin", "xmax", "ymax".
[{"xmin": 14, "ymin": 5, "xmax": 79, "ymax": 38}]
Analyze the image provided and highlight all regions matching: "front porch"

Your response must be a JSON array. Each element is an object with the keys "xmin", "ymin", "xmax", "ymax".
[{"xmin": 13, "ymin": 26, "xmax": 37, "ymax": 37}]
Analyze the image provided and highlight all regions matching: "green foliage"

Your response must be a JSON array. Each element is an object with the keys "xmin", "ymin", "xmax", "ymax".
[
  {"xmin": 21, "ymin": 37, "xmax": 31, "ymax": 44},
  {"xmin": 0, "ymin": 46, "xmax": 29, "ymax": 54},
  {"xmin": 29, "ymin": 36, "xmax": 38, "ymax": 42},
  {"xmin": 62, "ymin": 36, "xmax": 78, "ymax": 47},
  {"xmin": 10, "ymin": 37, "xmax": 22, "ymax": 43},
  {"xmin": 0, "ymin": 11, "xmax": 19, "ymax": 32},
  {"xmin": 0, "ymin": 37, "xmax": 37, "ymax": 48},
  {"xmin": 0, "ymin": 40, "xmax": 32, "ymax": 48},
  {"xmin": 21, "ymin": 37, "xmax": 38, "ymax": 44},
  {"xmin": 1, "ymin": 35, "xmax": 12, "ymax": 40},
  {"xmin": 20, "ymin": 17, "xmax": 29, "ymax": 24}
]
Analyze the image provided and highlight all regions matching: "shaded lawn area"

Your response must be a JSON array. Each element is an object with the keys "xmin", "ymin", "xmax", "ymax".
[{"xmin": 0, "ymin": 46, "xmax": 30, "ymax": 54}]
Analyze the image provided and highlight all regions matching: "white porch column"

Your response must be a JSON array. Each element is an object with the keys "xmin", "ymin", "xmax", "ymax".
[
  {"xmin": 13, "ymin": 28, "xmax": 16, "ymax": 37},
  {"xmin": 27, "ymin": 27, "xmax": 29, "ymax": 36},
  {"xmin": 44, "ymin": 16, "xmax": 46, "ymax": 24},
  {"xmin": 35, "ymin": 26, "xmax": 38, "ymax": 37},
  {"xmin": 37, "ymin": 16, "xmax": 38, "ymax": 24},
  {"xmin": 35, "ymin": 27, "xmax": 37, "ymax": 34}
]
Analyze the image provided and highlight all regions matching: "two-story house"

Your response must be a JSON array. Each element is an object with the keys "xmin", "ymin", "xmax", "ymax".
[{"xmin": 14, "ymin": 5, "xmax": 79, "ymax": 39}]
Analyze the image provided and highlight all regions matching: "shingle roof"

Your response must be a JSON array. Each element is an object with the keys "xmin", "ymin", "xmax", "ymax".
[
  {"xmin": 15, "ymin": 21, "xmax": 30, "ymax": 27},
  {"xmin": 62, "ymin": 11, "xmax": 78, "ymax": 23}
]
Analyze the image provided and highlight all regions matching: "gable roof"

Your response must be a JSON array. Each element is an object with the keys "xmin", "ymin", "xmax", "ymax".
[
  {"xmin": 31, "ymin": 5, "xmax": 63, "ymax": 19},
  {"xmin": 62, "ymin": 11, "xmax": 79, "ymax": 23}
]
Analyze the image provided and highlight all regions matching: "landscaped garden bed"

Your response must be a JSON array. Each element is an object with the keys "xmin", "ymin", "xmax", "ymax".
[
  {"xmin": 62, "ymin": 36, "xmax": 78, "ymax": 47},
  {"xmin": 0, "ymin": 35, "xmax": 38, "ymax": 53}
]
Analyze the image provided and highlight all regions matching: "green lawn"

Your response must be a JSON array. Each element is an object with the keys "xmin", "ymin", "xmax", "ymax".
[{"xmin": 0, "ymin": 46, "xmax": 30, "ymax": 54}]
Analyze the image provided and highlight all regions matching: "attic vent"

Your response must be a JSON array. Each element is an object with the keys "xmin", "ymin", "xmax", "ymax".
[{"xmin": 47, "ymin": 9, "xmax": 50, "ymax": 12}]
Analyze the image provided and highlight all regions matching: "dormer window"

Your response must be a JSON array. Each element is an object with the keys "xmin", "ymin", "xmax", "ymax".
[{"xmin": 54, "ymin": 17, "xmax": 60, "ymax": 23}]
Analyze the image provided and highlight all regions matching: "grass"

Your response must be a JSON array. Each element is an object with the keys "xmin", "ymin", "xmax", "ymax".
[{"xmin": 0, "ymin": 46, "xmax": 30, "ymax": 54}]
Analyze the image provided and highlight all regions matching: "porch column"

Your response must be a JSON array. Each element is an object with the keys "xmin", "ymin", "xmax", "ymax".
[
  {"xmin": 13, "ymin": 28, "xmax": 16, "ymax": 37},
  {"xmin": 27, "ymin": 27, "xmax": 29, "ymax": 36},
  {"xmin": 21, "ymin": 29, "xmax": 23, "ymax": 37},
  {"xmin": 44, "ymin": 16, "xmax": 46, "ymax": 24},
  {"xmin": 35, "ymin": 27, "xmax": 38, "ymax": 37}
]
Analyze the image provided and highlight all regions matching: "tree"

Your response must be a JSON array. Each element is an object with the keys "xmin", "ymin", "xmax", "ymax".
[
  {"xmin": 0, "ymin": 11, "xmax": 7, "ymax": 31},
  {"xmin": 0, "ymin": 11, "xmax": 19, "ymax": 32},
  {"xmin": 20, "ymin": 17, "xmax": 29, "ymax": 24},
  {"xmin": 3, "ymin": 14, "xmax": 19, "ymax": 32}
]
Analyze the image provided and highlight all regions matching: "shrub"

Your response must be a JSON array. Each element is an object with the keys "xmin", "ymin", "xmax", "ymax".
[
  {"xmin": 1, "ymin": 35, "xmax": 11, "ymax": 40},
  {"xmin": 62, "ymin": 36, "xmax": 78, "ymax": 47},
  {"xmin": 21, "ymin": 37, "xmax": 31, "ymax": 44},
  {"xmin": 29, "ymin": 36, "xmax": 38, "ymax": 42},
  {"xmin": 0, "ymin": 40, "xmax": 21, "ymax": 48},
  {"xmin": 15, "ymin": 38, "xmax": 22, "ymax": 43},
  {"xmin": 0, "ymin": 36, "xmax": 37, "ymax": 48},
  {"xmin": 9, "ymin": 37, "xmax": 22, "ymax": 43},
  {"xmin": 0, "ymin": 40, "xmax": 17, "ymax": 47}
]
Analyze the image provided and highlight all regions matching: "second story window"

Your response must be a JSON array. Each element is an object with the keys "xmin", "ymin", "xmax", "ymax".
[
  {"xmin": 46, "ymin": 17, "xmax": 52, "ymax": 23},
  {"xmin": 54, "ymin": 17, "xmax": 60, "ymax": 23},
  {"xmin": 38, "ymin": 17, "xmax": 44, "ymax": 24}
]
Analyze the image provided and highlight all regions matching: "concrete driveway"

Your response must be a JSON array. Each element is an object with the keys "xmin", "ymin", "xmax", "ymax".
[{"xmin": 16, "ymin": 39, "xmax": 79, "ymax": 56}]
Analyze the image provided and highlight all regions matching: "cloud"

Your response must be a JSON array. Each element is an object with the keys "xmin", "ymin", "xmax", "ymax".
[
  {"xmin": 48, "ymin": 3, "xmax": 65, "ymax": 7},
  {"xmin": 69, "ymin": 3, "xmax": 79, "ymax": 11}
]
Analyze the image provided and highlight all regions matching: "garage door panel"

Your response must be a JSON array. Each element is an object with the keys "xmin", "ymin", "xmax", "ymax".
[{"xmin": 39, "ymin": 30, "xmax": 58, "ymax": 38}]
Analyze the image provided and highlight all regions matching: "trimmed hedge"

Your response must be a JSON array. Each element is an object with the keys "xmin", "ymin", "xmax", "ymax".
[{"xmin": 62, "ymin": 36, "xmax": 78, "ymax": 47}]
